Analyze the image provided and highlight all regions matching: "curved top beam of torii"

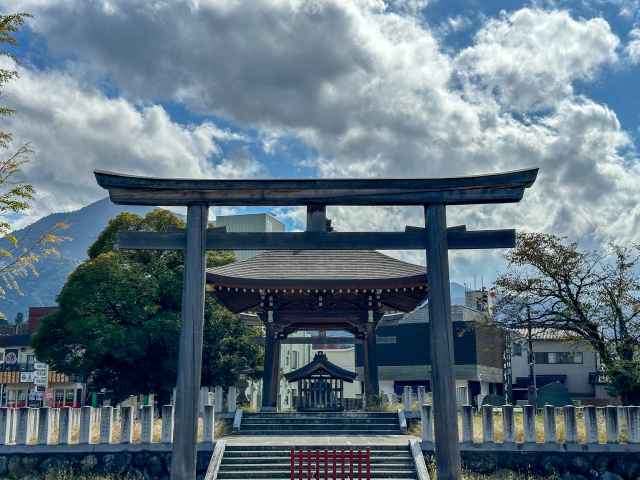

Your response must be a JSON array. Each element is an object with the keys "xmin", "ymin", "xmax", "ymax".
[{"xmin": 94, "ymin": 167, "xmax": 538, "ymax": 206}]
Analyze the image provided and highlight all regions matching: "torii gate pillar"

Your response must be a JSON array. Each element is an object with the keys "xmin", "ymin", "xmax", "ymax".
[
  {"xmin": 172, "ymin": 203, "xmax": 209, "ymax": 480},
  {"xmin": 426, "ymin": 203, "xmax": 462, "ymax": 480}
]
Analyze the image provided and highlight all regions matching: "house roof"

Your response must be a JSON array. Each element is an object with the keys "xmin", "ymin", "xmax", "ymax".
[
  {"xmin": 284, "ymin": 351, "xmax": 358, "ymax": 383},
  {"xmin": 512, "ymin": 328, "xmax": 581, "ymax": 341},
  {"xmin": 207, "ymin": 250, "xmax": 428, "ymax": 314},
  {"xmin": 206, "ymin": 249, "xmax": 427, "ymax": 289}
]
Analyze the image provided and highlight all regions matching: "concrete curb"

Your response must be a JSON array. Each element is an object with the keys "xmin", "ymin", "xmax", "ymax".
[
  {"xmin": 398, "ymin": 409, "xmax": 407, "ymax": 434},
  {"xmin": 419, "ymin": 441, "xmax": 640, "ymax": 453},
  {"xmin": 410, "ymin": 439, "xmax": 431, "ymax": 480},
  {"xmin": 204, "ymin": 439, "xmax": 226, "ymax": 480}
]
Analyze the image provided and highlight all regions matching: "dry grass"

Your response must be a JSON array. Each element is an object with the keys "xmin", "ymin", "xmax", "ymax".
[
  {"xmin": 44, "ymin": 416, "xmax": 230, "ymax": 445},
  {"xmin": 425, "ymin": 458, "xmax": 552, "ymax": 480},
  {"xmin": 412, "ymin": 408, "xmax": 629, "ymax": 443}
]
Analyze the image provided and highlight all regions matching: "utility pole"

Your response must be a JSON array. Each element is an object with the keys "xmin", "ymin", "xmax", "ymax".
[{"xmin": 527, "ymin": 305, "xmax": 537, "ymax": 407}]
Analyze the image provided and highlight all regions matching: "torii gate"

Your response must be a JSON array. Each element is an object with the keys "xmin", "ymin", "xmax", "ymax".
[{"xmin": 95, "ymin": 168, "xmax": 538, "ymax": 480}]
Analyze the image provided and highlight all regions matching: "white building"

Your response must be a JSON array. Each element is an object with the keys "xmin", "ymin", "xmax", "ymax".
[{"xmin": 510, "ymin": 329, "xmax": 618, "ymax": 406}]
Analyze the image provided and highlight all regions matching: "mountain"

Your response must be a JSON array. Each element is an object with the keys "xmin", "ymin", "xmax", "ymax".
[
  {"xmin": 450, "ymin": 282, "xmax": 465, "ymax": 306},
  {"xmin": 0, "ymin": 197, "xmax": 160, "ymax": 322},
  {"xmin": 0, "ymin": 199, "xmax": 472, "ymax": 322}
]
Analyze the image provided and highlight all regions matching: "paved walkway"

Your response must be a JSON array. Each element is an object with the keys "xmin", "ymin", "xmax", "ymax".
[{"xmin": 226, "ymin": 435, "xmax": 418, "ymax": 446}]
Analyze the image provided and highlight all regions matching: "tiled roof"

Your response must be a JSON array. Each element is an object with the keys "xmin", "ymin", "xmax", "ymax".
[{"xmin": 207, "ymin": 249, "xmax": 427, "ymax": 289}]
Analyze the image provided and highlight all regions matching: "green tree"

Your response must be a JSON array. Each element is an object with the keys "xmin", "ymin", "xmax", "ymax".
[
  {"xmin": 13, "ymin": 311, "xmax": 23, "ymax": 325},
  {"xmin": 0, "ymin": 13, "xmax": 69, "ymax": 319},
  {"xmin": 492, "ymin": 233, "xmax": 640, "ymax": 405},
  {"xmin": 31, "ymin": 209, "xmax": 264, "ymax": 404}
]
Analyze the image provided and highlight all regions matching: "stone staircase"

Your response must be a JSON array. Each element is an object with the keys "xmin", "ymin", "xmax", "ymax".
[
  {"xmin": 238, "ymin": 412, "xmax": 402, "ymax": 436},
  {"xmin": 218, "ymin": 444, "xmax": 417, "ymax": 480}
]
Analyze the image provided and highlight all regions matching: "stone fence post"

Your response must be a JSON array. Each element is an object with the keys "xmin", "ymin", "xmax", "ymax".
[
  {"xmin": 421, "ymin": 404, "xmax": 433, "ymax": 442},
  {"xmin": 403, "ymin": 386, "xmax": 412, "ymax": 413},
  {"xmin": 141, "ymin": 405, "xmax": 154, "ymax": 444},
  {"xmin": 120, "ymin": 406, "xmax": 133, "ymax": 444},
  {"xmin": 605, "ymin": 406, "xmax": 619, "ymax": 444},
  {"xmin": 79, "ymin": 406, "xmax": 92, "ymax": 444},
  {"xmin": 523, "ymin": 405, "xmax": 536, "ymax": 443},
  {"xmin": 544, "ymin": 405, "xmax": 556, "ymax": 444},
  {"xmin": 16, "ymin": 407, "xmax": 30, "ymax": 445},
  {"xmin": 228, "ymin": 386, "xmax": 237, "ymax": 413},
  {"xmin": 37, "ymin": 407, "xmax": 52, "ymax": 445},
  {"xmin": 417, "ymin": 386, "xmax": 426, "ymax": 408},
  {"xmin": 162, "ymin": 405, "xmax": 174, "ymax": 443},
  {"xmin": 564, "ymin": 405, "xmax": 578, "ymax": 444},
  {"xmin": 0, "ymin": 408, "xmax": 9, "ymax": 445},
  {"xmin": 199, "ymin": 386, "xmax": 209, "ymax": 417},
  {"xmin": 502, "ymin": 405, "xmax": 515, "ymax": 443},
  {"xmin": 584, "ymin": 405, "xmax": 599, "ymax": 444},
  {"xmin": 58, "ymin": 407, "xmax": 72, "ymax": 445},
  {"xmin": 482, "ymin": 405, "xmax": 494, "ymax": 443},
  {"xmin": 461, "ymin": 405, "xmax": 473, "ymax": 443},
  {"xmin": 627, "ymin": 406, "xmax": 640, "ymax": 444},
  {"xmin": 100, "ymin": 406, "xmax": 113, "ymax": 444},
  {"xmin": 203, "ymin": 404, "xmax": 215, "ymax": 443},
  {"xmin": 214, "ymin": 386, "xmax": 223, "ymax": 413}
]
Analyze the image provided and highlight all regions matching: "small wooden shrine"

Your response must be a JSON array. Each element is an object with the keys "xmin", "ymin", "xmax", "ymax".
[{"xmin": 284, "ymin": 351, "xmax": 357, "ymax": 411}]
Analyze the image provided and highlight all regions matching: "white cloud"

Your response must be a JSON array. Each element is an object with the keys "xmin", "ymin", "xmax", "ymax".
[
  {"xmin": 2, "ymin": 0, "xmax": 640, "ymax": 284},
  {"xmin": 626, "ymin": 28, "xmax": 640, "ymax": 63},
  {"xmin": 2, "ymin": 63, "xmax": 264, "ymax": 228},
  {"xmin": 455, "ymin": 9, "xmax": 619, "ymax": 112}
]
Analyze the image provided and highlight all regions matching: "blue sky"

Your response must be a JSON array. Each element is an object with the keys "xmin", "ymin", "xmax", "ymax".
[{"xmin": 2, "ymin": 0, "xmax": 640, "ymax": 286}]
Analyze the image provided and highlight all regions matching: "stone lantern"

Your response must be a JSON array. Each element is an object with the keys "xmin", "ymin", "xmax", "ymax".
[{"xmin": 232, "ymin": 357, "xmax": 253, "ymax": 407}]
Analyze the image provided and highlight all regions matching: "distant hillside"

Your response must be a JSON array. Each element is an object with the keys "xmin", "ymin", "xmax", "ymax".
[
  {"xmin": 0, "ymin": 198, "xmax": 160, "ymax": 322},
  {"xmin": 0, "ymin": 200, "xmax": 471, "ymax": 322}
]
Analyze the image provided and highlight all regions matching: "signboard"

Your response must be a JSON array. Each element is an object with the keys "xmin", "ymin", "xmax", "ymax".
[
  {"xmin": 44, "ymin": 388, "xmax": 54, "ymax": 407},
  {"xmin": 4, "ymin": 349, "xmax": 18, "ymax": 366},
  {"xmin": 34, "ymin": 376, "xmax": 47, "ymax": 386},
  {"xmin": 34, "ymin": 362, "xmax": 47, "ymax": 370},
  {"xmin": 20, "ymin": 372, "xmax": 36, "ymax": 383},
  {"xmin": 36, "ymin": 386, "xmax": 45, "ymax": 392}
]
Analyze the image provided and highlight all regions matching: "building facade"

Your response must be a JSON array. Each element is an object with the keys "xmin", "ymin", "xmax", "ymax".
[
  {"xmin": 0, "ymin": 307, "xmax": 86, "ymax": 408},
  {"xmin": 510, "ymin": 330, "xmax": 618, "ymax": 406},
  {"xmin": 215, "ymin": 213, "xmax": 285, "ymax": 261}
]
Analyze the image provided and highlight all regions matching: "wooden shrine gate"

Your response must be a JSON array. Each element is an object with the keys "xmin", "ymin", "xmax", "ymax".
[{"xmin": 95, "ymin": 168, "xmax": 538, "ymax": 480}]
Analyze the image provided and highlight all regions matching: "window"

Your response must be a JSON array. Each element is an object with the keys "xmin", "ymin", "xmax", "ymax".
[
  {"xmin": 27, "ymin": 355, "xmax": 34, "ymax": 363},
  {"xmin": 292, "ymin": 351, "xmax": 299, "ymax": 369},
  {"xmin": 534, "ymin": 352, "xmax": 584, "ymax": 364},
  {"xmin": 513, "ymin": 344, "xmax": 523, "ymax": 356}
]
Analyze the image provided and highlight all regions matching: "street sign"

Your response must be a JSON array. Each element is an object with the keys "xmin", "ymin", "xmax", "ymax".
[{"xmin": 20, "ymin": 372, "xmax": 36, "ymax": 383}]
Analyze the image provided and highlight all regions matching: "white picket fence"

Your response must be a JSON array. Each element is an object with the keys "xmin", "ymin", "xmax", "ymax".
[
  {"xmin": 420, "ymin": 404, "xmax": 640, "ymax": 445},
  {"xmin": 0, "ymin": 384, "xmax": 242, "ymax": 446}
]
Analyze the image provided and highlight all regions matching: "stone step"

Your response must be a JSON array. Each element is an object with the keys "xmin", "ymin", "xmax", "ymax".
[
  {"xmin": 236, "ymin": 430, "xmax": 403, "ymax": 436},
  {"xmin": 223, "ymin": 453, "xmax": 413, "ymax": 460},
  {"xmin": 242, "ymin": 418, "xmax": 397, "ymax": 425},
  {"xmin": 219, "ymin": 463, "xmax": 414, "ymax": 471},
  {"xmin": 217, "ymin": 470, "xmax": 416, "ymax": 479},
  {"xmin": 221, "ymin": 458, "xmax": 414, "ymax": 465},
  {"xmin": 224, "ymin": 445, "xmax": 409, "ymax": 452},
  {"xmin": 239, "ymin": 423, "xmax": 400, "ymax": 430},
  {"xmin": 216, "ymin": 478, "xmax": 416, "ymax": 480},
  {"xmin": 242, "ymin": 413, "xmax": 397, "ymax": 418}
]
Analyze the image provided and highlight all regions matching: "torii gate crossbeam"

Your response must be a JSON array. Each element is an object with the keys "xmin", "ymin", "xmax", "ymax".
[{"xmin": 95, "ymin": 168, "xmax": 538, "ymax": 480}]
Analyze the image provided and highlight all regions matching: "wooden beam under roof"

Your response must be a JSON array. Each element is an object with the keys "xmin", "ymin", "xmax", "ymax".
[
  {"xmin": 116, "ymin": 225, "xmax": 516, "ymax": 251},
  {"xmin": 94, "ymin": 168, "xmax": 538, "ymax": 206}
]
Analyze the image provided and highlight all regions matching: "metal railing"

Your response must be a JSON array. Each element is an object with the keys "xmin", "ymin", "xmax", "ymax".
[{"xmin": 290, "ymin": 448, "xmax": 371, "ymax": 480}]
